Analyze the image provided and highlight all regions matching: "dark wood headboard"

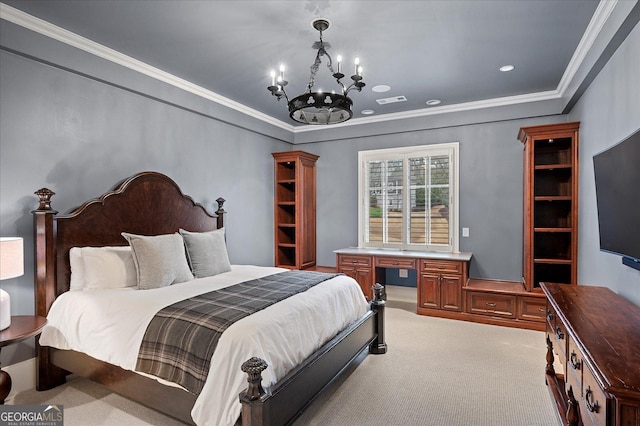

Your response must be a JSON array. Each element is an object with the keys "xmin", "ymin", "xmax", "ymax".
[{"xmin": 32, "ymin": 171, "xmax": 225, "ymax": 317}]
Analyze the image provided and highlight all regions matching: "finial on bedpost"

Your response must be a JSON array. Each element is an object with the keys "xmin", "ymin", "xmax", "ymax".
[
  {"xmin": 240, "ymin": 357, "xmax": 268, "ymax": 401},
  {"xmin": 370, "ymin": 283, "xmax": 387, "ymax": 354},
  {"xmin": 215, "ymin": 197, "xmax": 226, "ymax": 229},
  {"xmin": 34, "ymin": 188, "xmax": 57, "ymax": 211}
]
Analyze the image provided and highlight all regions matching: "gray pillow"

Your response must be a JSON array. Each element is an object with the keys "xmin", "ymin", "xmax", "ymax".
[
  {"xmin": 121, "ymin": 232, "xmax": 194, "ymax": 289},
  {"xmin": 179, "ymin": 228, "xmax": 232, "ymax": 278}
]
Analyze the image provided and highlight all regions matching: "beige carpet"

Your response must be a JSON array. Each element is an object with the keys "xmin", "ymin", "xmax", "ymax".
[{"xmin": 9, "ymin": 286, "xmax": 559, "ymax": 425}]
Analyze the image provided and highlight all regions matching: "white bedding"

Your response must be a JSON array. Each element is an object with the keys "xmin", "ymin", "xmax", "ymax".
[{"xmin": 39, "ymin": 265, "xmax": 369, "ymax": 426}]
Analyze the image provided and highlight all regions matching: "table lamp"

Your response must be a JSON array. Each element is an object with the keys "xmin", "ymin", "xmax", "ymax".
[{"xmin": 0, "ymin": 237, "xmax": 24, "ymax": 331}]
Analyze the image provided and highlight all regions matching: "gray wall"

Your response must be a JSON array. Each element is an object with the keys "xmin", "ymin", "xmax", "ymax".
[
  {"xmin": 0, "ymin": 32, "xmax": 289, "ymax": 365},
  {"xmin": 569, "ymin": 21, "xmax": 640, "ymax": 306}
]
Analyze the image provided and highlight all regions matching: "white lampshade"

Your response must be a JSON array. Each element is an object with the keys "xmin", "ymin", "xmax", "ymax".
[
  {"xmin": 0, "ymin": 237, "xmax": 24, "ymax": 331},
  {"xmin": 0, "ymin": 237, "xmax": 24, "ymax": 279}
]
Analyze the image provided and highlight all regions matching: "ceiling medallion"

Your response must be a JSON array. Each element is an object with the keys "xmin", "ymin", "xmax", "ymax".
[{"xmin": 267, "ymin": 19, "xmax": 366, "ymax": 125}]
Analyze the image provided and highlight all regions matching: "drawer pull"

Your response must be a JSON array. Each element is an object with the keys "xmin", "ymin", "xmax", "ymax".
[
  {"xmin": 485, "ymin": 302, "xmax": 497, "ymax": 307},
  {"xmin": 585, "ymin": 387, "xmax": 600, "ymax": 413},
  {"xmin": 538, "ymin": 307, "xmax": 545, "ymax": 313},
  {"xmin": 554, "ymin": 326, "xmax": 564, "ymax": 340},
  {"xmin": 437, "ymin": 265, "xmax": 446, "ymax": 269},
  {"xmin": 569, "ymin": 351, "xmax": 581, "ymax": 370}
]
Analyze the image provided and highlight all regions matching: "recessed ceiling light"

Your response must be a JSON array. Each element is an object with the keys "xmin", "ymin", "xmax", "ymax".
[
  {"xmin": 499, "ymin": 65, "xmax": 515, "ymax": 72},
  {"xmin": 426, "ymin": 99, "xmax": 441, "ymax": 106},
  {"xmin": 372, "ymin": 85, "xmax": 391, "ymax": 93},
  {"xmin": 361, "ymin": 109, "xmax": 375, "ymax": 115}
]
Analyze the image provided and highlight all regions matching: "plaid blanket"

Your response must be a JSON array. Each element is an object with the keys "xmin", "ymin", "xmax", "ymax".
[{"xmin": 135, "ymin": 270, "xmax": 339, "ymax": 394}]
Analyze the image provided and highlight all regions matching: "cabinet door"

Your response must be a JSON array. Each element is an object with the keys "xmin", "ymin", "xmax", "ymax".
[
  {"xmin": 419, "ymin": 273, "xmax": 440, "ymax": 309},
  {"xmin": 441, "ymin": 275, "xmax": 462, "ymax": 311},
  {"xmin": 339, "ymin": 266, "xmax": 373, "ymax": 300}
]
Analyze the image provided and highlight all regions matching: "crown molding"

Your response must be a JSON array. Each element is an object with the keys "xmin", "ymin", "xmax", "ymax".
[
  {"xmin": 0, "ymin": 3, "xmax": 295, "ymax": 133},
  {"xmin": 293, "ymin": 90, "xmax": 561, "ymax": 133},
  {"xmin": 556, "ymin": 0, "xmax": 618, "ymax": 97}
]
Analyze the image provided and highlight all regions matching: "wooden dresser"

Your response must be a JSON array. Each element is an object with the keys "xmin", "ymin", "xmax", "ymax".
[{"xmin": 541, "ymin": 283, "xmax": 640, "ymax": 426}]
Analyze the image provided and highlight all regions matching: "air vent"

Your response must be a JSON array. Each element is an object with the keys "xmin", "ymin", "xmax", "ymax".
[{"xmin": 376, "ymin": 95, "xmax": 407, "ymax": 105}]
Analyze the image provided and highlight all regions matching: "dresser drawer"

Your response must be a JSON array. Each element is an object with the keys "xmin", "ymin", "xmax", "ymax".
[
  {"xmin": 466, "ymin": 292, "xmax": 516, "ymax": 318},
  {"xmin": 518, "ymin": 296, "xmax": 546, "ymax": 322},
  {"xmin": 580, "ymin": 364, "xmax": 607, "ymax": 426},
  {"xmin": 375, "ymin": 256, "xmax": 415, "ymax": 269},
  {"xmin": 421, "ymin": 260, "xmax": 463, "ymax": 275},
  {"xmin": 550, "ymin": 315, "xmax": 568, "ymax": 360},
  {"xmin": 567, "ymin": 337, "xmax": 583, "ymax": 391},
  {"xmin": 337, "ymin": 255, "xmax": 372, "ymax": 267}
]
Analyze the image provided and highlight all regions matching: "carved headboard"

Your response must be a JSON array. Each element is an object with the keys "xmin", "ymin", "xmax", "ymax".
[{"xmin": 32, "ymin": 171, "xmax": 225, "ymax": 317}]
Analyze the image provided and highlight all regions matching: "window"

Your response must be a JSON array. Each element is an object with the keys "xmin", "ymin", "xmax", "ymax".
[{"xmin": 358, "ymin": 143, "xmax": 459, "ymax": 252}]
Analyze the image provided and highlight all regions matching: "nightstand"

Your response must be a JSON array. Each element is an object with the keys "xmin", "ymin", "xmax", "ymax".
[{"xmin": 0, "ymin": 315, "xmax": 47, "ymax": 404}]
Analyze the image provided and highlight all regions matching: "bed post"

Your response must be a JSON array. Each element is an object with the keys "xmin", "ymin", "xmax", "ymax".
[
  {"xmin": 32, "ymin": 188, "xmax": 65, "ymax": 390},
  {"xmin": 239, "ymin": 357, "xmax": 269, "ymax": 426},
  {"xmin": 215, "ymin": 197, "xmax": 226, "ymax": 229},
  {"xmin": 370, "ymin": 283, "xmax": 387, "ymax": 354}
]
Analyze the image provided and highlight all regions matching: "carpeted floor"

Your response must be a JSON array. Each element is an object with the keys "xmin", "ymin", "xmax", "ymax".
[{"xmin": 9, "ymin": 286, "xmax": 559, "ymax": 425}]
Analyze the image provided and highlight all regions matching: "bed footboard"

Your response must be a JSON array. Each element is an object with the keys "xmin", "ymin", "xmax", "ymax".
[{"xmin": 239, "ymin": 285, "xmax": 386, "ymax": 426}]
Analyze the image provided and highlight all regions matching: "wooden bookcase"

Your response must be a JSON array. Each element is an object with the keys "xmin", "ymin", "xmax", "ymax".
[
  {"xmin": 518, "ymin": 122, "xmax": 579, "ymax": 291},
  {"xmin": 272, "ymin": 151, "xmax": 319, "ymax": 269}
]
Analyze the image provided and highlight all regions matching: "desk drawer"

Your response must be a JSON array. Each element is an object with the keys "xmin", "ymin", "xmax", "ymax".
[
  {"xmin": 421, "ymin": 260, "xmax": 463, "ymax": 275},
  {"xmin": 518, "ymin": 296, "xmax": 547, "ymax": 322},
  {"xmin": 466, "ymin": 292, "xmax": 516, "ymax": 318},
  {"xmin": 337, "ymin": 255, "xmax": 372, "ymax": 267},
  {"xmin": 376, "ymin": 257, "xmax": 416, "ymax": 269}
]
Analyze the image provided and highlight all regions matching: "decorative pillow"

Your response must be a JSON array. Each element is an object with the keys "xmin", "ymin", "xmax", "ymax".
[
  {"xmin": 82, "ymin": 246, "xmax": 137, "ymax": 290},
  {"xmin": 179, "ymin": 228, "xmax": 232, "ymax": 278},
  {"xmin": 69, "ymin": 247, "xmax": 86, "ymax": 291},
  {"xmin": 122, "ymin": 232, "xmax": 193, "ymax": 289}
]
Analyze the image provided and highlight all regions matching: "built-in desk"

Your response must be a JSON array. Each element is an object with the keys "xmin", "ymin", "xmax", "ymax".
[{"xmin": 335, "ymin": 248, "xmax": 545, "ymax": 331}]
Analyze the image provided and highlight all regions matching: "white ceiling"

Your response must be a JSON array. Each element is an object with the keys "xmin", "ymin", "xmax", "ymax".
[{"xmin": 0, "ymin": 1, "xmax": 610, "ymax": 130}]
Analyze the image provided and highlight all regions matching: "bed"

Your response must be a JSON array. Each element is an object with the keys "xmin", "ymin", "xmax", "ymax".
[{"xmin": 32, "ymin": 171, "xmax": 386, "ymax": 426}]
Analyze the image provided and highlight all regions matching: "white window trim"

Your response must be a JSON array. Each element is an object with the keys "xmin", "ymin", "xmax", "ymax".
[{"xmin": 358, "ymin": 142, "xmax": 460, "ymax": 253}]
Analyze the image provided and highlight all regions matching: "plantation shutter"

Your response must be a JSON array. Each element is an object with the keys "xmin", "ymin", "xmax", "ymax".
[{"xmin": 361, "ymin": 144, "xmax": 457, "ymax": 252}]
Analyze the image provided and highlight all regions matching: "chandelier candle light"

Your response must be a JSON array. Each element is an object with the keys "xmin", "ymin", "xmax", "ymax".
[{"xmin": 268, "ymin": 19, "xmax": 366, "ymax": 125}]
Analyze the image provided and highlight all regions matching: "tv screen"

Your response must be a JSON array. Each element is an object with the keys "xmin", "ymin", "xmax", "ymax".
[{"xmin": 593, "ymin": 127, "xmax": 640, "ymax": 269}]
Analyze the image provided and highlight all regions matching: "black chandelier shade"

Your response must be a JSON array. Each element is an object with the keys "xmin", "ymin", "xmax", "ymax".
[{"xmin": 267, "ymin": 19, "xmax": 365, "ymax": 125}]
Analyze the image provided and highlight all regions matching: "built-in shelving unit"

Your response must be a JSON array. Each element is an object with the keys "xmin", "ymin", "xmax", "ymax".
[
  {"xmin": 273, "ymin": 151, "xmax": 319, "ymax": 269},
  {"xmin": 518, "ymin": 122, "xmax": 579, "ymax": 290}
]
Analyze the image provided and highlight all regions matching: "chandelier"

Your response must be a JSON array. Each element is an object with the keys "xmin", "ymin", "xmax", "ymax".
[{"xmin": 267, "ymin": 19, "xmax": 366, "ymax": 125}]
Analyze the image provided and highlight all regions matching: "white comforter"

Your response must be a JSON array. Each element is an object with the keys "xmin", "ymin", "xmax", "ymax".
[{"xmin": 39, "ymin": 265, "xmax": 369, "ymax": 426}]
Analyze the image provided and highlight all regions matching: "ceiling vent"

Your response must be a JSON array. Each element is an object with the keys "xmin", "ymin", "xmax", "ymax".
[{"xmin": 376, "ymin": 95, "xmax": 407, "ymax": 105}]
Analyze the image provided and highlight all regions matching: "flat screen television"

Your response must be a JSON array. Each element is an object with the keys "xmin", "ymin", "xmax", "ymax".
[{"xmin": 593, "ymin": 127, "xmax": 640, "ymax": 271}]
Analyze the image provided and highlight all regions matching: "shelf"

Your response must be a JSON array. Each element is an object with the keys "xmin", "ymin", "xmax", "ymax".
[
  {"xmin": 534, "ymin": 196, "xmax": 572, "ymax": 201},
  {"xmin": 278, "ymin": 202, "xmax": 296, "ymax": 206},
  {"xmin": 534, "ymin": 228, "xmax": 572, "ymax": 233},
  {"xmin": 534, "ymin": 164, "xmax": 572, "ymax": 170},
  {"xmin": 278, "ymin": 243, "xmax": 296, "ymax": 248},
  {"xmin": 278, "ymin": 224, "xmax": 296, "ymax": 228},
  {"xmin": 534, "ymin": 258, "xmax": 572, "ymax": 264},
  {"xmin": 277, "ymin": 179, "xmax": 296, "ymax": 184}
]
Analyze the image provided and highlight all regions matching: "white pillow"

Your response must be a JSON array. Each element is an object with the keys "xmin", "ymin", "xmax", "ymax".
[
  {"xmin": 68, "ymin": 246, "xmax": 137, "ymax": 290},
  {"xmin": 82, "ymin": 246, "xmax": 137, "ymax": 290},
  {"xmin": 69, "ymin": 247, "xmax": 86, "ymax": 291}
]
